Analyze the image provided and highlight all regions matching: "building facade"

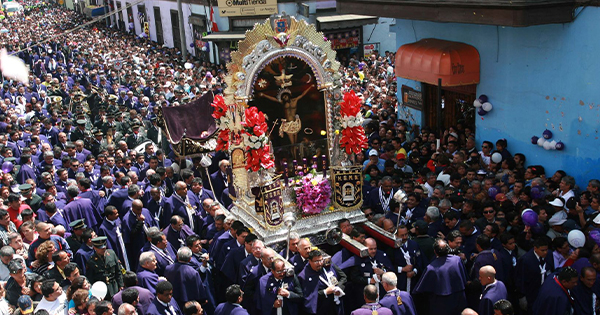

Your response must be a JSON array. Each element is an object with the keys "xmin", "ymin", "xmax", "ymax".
[{"xmin": 338, "ymin": 0, "xmax": 600, "ymax": 186}]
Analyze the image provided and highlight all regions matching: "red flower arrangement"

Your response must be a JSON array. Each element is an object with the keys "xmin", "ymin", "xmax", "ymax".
[
  {"xmin": 339, "ymin": 90, "xmax": 368, "ymax": 154},
  {"xmin": 241, "ymin": 107, "xmax": 274, "ymax": 172},
  {"xmin": 211, "ymin": 95, "xmax": 231, "ymax": 151}
]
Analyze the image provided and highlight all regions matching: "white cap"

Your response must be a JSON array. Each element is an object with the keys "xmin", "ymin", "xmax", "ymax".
[
  {"xmin": 549, "ymin": 198, "xmax": 564, "ymax": 208},
  {"xmin": 369, "ymin": 149, "xmax": 378, "ymax": 157}
]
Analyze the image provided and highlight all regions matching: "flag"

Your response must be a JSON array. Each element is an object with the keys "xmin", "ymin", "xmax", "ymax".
[{"xmin": 210, "ymin": 6, "xmax": 219, "ymax": 32}]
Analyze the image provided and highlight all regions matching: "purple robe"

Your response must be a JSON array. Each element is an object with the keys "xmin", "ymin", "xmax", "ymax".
[
  {"xmin": 137, "ymin": 269, "xmax": 159, "ymax": 295},
  {"xmin": 470, "ymin": 249, "xmax": 505, "ymax": 283},
  {"xmin": 331, "ymin": 248, "xmax": 360, "ymax": 271},
  {"xmin": 163, "ymin": 224, "xmax": 194, "ymax": 250},
  {"xmin": 16, "ymin": 164, "xmax": 36, "ymax": 184},
  {"xmin": 478, "ymin": 281, "xmax": 507, "ymax": 315},
  {"xmin": 390, "ymin": 240, "xmax": 426, "ymax": 292},
  {"xmin": 98, "ymin": 219, "xmax": 127, "ymax": 266},
  {"xmin": 413, "ymin": 255, "xmax": 467, "ymax": 315},
  {"xmin": 214, "ymin": 302, "xmax": 249, "ymax": 315},
  {"xmin": 112, "ymin": 285, "xmax": 155, "ymax": 315},
  {"xmin": 238, "ymin": 254, "xmax": 260, "ymax": 286},
  {"xmin": 572, "ymin": 278, "xmax": 595, "ymax": 315},
  {"xmin": 256, "ymin": 272, "xmax": 303, "ymax": 315},
  {"xmin": 221, "ymin": 246, "xmax": 249, "ymax": 284},
  {"xmin": 379, "ymin": 289, "xmax": 418, "ymax": 315},
  {"xmin": 298, "ymin": 264, "xmax": 347, "ymax": 315},
  {"xmin": 63, "ymin": 197, "xmax": 98, "ymax": 228},
  {"xmin": 350, "ymin": 303, "xmax": 393, "ymax": 315},
  {"xmin": 531, "ymin": 276, "xmax": 573, "ymax": 315},
  {"xmin": 146, "ymin": 297, "xmax": 182, "ymax": 315},
  {"xmin": 515, "ymin": 249, "xmax": 555, "ymax": 306},
  {"xmin": 74, "ymin": 244, "xmax": 94, "ymax": 275},
  {"xmin": 163, "ymin": 262, "xmax": 207, "ymax": 307},
  {"xmin": 122, "ymin": 208, "xmax": 158, "ymax": 269}
]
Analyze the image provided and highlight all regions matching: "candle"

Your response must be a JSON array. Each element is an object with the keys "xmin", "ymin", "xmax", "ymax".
[
  {"xmin": 302, "ymin": 158, "xmax": 307, "ymax": 173},
  {"xmin": 322, "ymin": 155, "xmax": 327, "ymax": 177},
  {"xmin": 283, "ymin": 162, "xmax": 288, "ymax": 186},
  {"xmin": 293, "ymin": 160, "xmax": 298, "ymax": 177},
  {"xmin": 312, "ymin": 156, "xmax": 318, "ymax": 169}
]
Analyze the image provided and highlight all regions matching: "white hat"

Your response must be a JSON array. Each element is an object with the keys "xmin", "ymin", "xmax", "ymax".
[
  {"xmin": 548, "ymin": 211, "xmax": 567, "ymax": 226},
  {"xmin": 449, "ymin": 132, "xmax": 459, "ymax": 139},
  {"xmin": 368, "ymin": 149, "xmax": 378, "ymax": 157},
  {"xmin": 549, "ymin": 198, "xmax": 564, "ymax": 208}
]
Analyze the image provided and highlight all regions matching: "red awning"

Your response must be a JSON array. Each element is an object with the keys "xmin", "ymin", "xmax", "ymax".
[{"xmin": 395, "ymin": 38, "xmax": 480, "ymax": 87}]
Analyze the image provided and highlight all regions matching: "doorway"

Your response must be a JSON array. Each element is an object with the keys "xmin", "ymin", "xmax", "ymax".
[
  {"xmin": 153, "ymin": 7, "xmax": 163, "ymax": 45},
  {"xmin": 170, "ymin": 10, "xmax": 181, "ymax": 51},
  {"xmin": 422, "ymin": 83, "xmax": 476, "ymax": 136}
]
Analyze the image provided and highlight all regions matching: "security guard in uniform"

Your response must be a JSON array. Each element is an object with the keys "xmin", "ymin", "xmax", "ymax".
[
  {"xmin": 66, "ymin": 219, "xmax": 86, "ymax": 254},
  {"xmin": 86, "ymin": 236, "xmax": 124, "ymax": 299}
]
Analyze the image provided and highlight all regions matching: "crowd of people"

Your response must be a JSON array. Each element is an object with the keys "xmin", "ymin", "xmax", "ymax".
[{"xmin": 0, "ymin": 2, "xmax": 596, "ymax": 315}]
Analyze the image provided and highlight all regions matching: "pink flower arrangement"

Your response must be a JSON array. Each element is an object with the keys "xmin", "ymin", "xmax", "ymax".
[{"xmin": 295, "ymin": 172, "xmax": 331, "ymax": 215}]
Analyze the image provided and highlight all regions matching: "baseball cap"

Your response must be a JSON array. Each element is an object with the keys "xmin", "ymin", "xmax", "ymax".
[
  {"xmin": 18, "ymin": 296, "xmax": 33, "ymax": 314},
  {"xmin": 369, "ymin": 149, "xmax": 378, "ymax": 157}
]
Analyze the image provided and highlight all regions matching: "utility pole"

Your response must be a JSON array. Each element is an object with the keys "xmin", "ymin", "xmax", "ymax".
[{"xmin": 177, "ymin": 0, "xmax": 187, "ymax": 60}]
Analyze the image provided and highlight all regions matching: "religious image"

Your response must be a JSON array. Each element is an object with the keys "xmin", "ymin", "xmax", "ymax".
[{"xmin": 250, "ymin": 56, "xmax": 327, "ymax": 165}]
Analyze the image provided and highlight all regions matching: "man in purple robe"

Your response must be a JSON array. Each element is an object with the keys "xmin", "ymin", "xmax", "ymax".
[
  {"xmin": 138, "ymin": 252, "xmax": 160, "ymax": 295},
  {"xmin": 163, "ymin": 215, "xmax": 195, "ymax": 250},
  {"xmin": 122, "ymin": 200, "xmax": 157, "ymax": 270},
  {"xmin": 349, "ymin": 284, "xmax": 393, "ymax": 315},
  {"xmin": 74, "ymin": 228, "xmax": 96, "ymax": 274},
  {"xmin": 255, "ymin": 258, "xmax": 303, "ymax": 315},
  {"xmin": 571, "ymin": 266, "xmax": 597, "ymax": 315},
  {"xmin": 478, "ymin": 266, "xmax": 507, "ymax": 315},
  {"xmin": 380, "ymin": 272, "xmax": 418, "ymax": 315},
  {"xmin": 148, "ymin": 232, "xmax": 177, "ymax": 276},
  {"xmin": 241, "ymin": 247, "xmax": 276, "ymax": 315},
  {"xmin": 391, "ymin": 225, "xmax": 426, "ymax": 293},
  {"xmin": 163, "ymin": 246, "xmax": 207, "ymax": 308},
  {"xmin": 63, "ymin": 186, "xmax": 98, "ymax": 228},
  {"xmin": 215, "ymin": 227, "xmax": 249, "ymax": 272},
  {"xmin": 146, "ymin": 281, "xmax": 183, "ymax": 315},
  {"xmin": 238, "ymin": 239, "xmax": 264, "ymax": 286},
  {"xmin": 298, "ymin": 249, "xmax": 347, "ymax": 315},
  {"xmin": 515, "ymin": 237, "xmax": 555, "ymax": 312},
  {"xmin": 214, "ymin": 285, "xmax": 250, "ymax": 315},
  {"xmin": 97, "ymin": 207, "xmax": 127, "ymax": 260},
  {"xmin": 16, "ymin": 154, "xmax": 36, "ymax": 184},
  {"xmin": 413, "ymin": 239, "xmax": 467, "ymax": 315},
  {"xmin": 221, "ymin": 233, "xmax": 257, "ymax": 285},
  {"xmin": 290, "ymin": 238, "xmax": 311, "ymax": 275},
  {"xmin": 111, "ymin": 272, "xmax": 155, "ymax": 315},
  {"xmin": 348, "ymin": 238, "xmax": 392, "ymax": 310},
  {"xmin": 77, "ymin": 178, "xmax": 104, "ymax": 225},
  {"xmin": 532, "ymin": 266, "xmax": 578, "ymax": 315}
]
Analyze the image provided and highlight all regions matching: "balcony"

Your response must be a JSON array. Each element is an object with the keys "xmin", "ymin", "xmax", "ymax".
[{"xmin": 336, "ymin": 0, "xmax": 583, "ymax": 26}]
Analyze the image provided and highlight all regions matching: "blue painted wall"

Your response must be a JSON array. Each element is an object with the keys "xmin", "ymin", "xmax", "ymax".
[{"xmin": 391, "ymin": 8, "xmax": 600, "ymax": 187}]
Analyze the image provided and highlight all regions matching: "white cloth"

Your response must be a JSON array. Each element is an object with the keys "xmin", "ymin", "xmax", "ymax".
[{"xmin": 34, "ymin": 294, "xmax": 67, "ymax": 315}]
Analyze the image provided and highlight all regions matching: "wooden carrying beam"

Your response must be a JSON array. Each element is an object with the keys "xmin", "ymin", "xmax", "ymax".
[
  {"xmin": 340, "ymin": 233, "xmax": 369, "ymax": 258},
  {"xmin": 361, "ymin": 221, "xmax": 401, "ymax": 248}
]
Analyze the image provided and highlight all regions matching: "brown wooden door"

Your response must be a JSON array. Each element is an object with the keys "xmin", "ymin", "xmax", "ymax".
[{"xmin": 422, "ymin": 83, "xmax": 476, "ymax": 134}]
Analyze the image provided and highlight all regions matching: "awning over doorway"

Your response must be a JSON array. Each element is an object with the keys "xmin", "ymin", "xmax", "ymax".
[
  {"xmin": 202, "ymin": 33, "xmax": 246, "ymax": 42},
  {"xmin": 395, "ymin": 38, "xmax": 480, "ymax": 87},
  {"xmin": 316, "ymin": 14, "xmax": 378, "ymax": 31}
]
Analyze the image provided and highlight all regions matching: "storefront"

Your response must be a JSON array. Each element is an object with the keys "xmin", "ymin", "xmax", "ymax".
[
  {"xmin": 201, "ymin": 33, "xmax": 245, "ymax": 65},
  {"xmin": 395, "ymin": 38, "xmax": 480, "ymax": 134},
  {"xmin": 316, "ymin": 14, "xmax": 378, "ymax": 64}
]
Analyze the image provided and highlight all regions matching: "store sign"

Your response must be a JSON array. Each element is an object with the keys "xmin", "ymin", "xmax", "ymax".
[
  {"xmin": 325, "ymin": 29, "xmax": 360, "ymax": 50},
  {"xmin": 401, "ymin": 85, "xmax": 423, "ymax": 111},
  {"xmin": 363, "ymin": 43, "xmax": 376, "ymax": 58},
  {"xmin": 218, "ymin": 0, "xmax": 278, "ymax": 17}
]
